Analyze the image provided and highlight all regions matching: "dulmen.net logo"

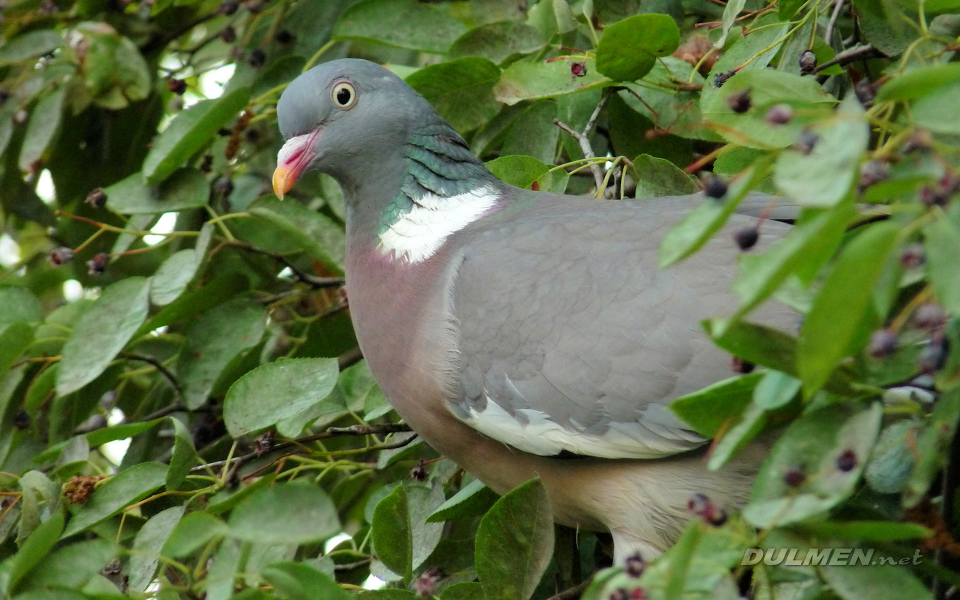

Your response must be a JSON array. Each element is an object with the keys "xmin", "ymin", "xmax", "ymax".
[{"xmin": 741, "ymin": 548, "xmax": 925, "ymax": 567}]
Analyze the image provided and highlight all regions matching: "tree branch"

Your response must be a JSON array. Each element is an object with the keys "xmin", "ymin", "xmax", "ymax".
[
  {"xmin": 120, "ymin": 352, "xmax": 183, "ymax": 398},
  {"xmin": 227, "ymin": 240, "xmax": 345, "ymax": 289},
  {"xmin": 192, "ymin": 423, "xmax": 415, "ymax": 473},
  {"xmin": 553, "ymin": 93, "xmax": 610, "ymax": 190},
  {"xmin": 814, "ymin": 44, "xmax": 881, "ymax": 73},
  {"xmin": 824, "ymin": 0, "xmax": 846, "ymax": 49}
]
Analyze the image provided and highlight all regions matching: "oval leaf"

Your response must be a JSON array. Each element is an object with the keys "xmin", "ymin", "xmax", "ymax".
[
  {"xmin": 596, "ymin": 14, "xmax": 681, "ymax": 82},
  {"xmin": 227, "ymin": 480, "xmax": 340, "ymax": 544}
]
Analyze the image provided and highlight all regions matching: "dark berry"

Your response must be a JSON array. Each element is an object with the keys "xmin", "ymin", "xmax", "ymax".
[
  {"xmin": 765, "ymin": 103, "xmax": 794, "ymax": 125},
  {"xmin": 855, "ymin": 79, "xmax": 875, "ymax": 109},
  {"xmin": 609, "ymin": 589, "xmax": 630, "ymax": 600},
  {"xmin": 624, "ymin": 552, "xmax": 645, "ymax": 577},
  {"xmin": 914, "ymin": 303, "xmax": 946, "ymax": 330},
  {"xmin": 940, "ymin": 172, "xmax": 960, "ymax": 196},
  {"xmin": 702, "ymin": 503, "xmax": 727, "ymax": 526},
  {"xmin": 630, "ymin": 589, "xmax": 646, "ymax": 600},
  {"xmin": 836, "ymin": 449, "xmax": 858, "ymax": 472},
  {"xmin": 900, "ymin": 244, "xmax": 924, "ymax": 269},
  {"xmin": 919, "ymin": 338, "xmax": 949, "ymax": 373},
  {"xmin": 570, "ymin": 61, "xmax": 588, "ymax": 77},
  {"xmin": 703, "ymin": 175, "xmax": 727, "ymax": 199},
  {"xmin": 794, "ymin": 129, "xmax": 819, "ymax": 155},
  {"xmin": 903, "ymin": 130, "xmax": 932, "ymax": 153},
  {"xmin": 85, "ymin": 187, "xmax": 107, "ymax": 208},
  {"xmin": 733, "ymin": 226, "xmax": 760, "ymax": 250},
  {"xmin": 798, "ymin": 50, "xmax": 817, "ymax": 75},
  {"xmin": 244, "ymin": 0, "xmax": 263, "ymax": 13},
  {"xmin": 410, "ymin": 459, "xmax": 428, "ymax": 481},
  {"xmin": 213, "ymin": 176, "xmax": 234, "ymax": 197},
  {"xmin": 868, "ymin": 329, "xmax": 897, "ymax": 358},
  {"xmin": 726, "ymin": 88, "xmax": 752, "ymax": 113},
  {"xmin": 218, "ymin": 0, "xmax": 239, "ymax": 15},
  {"xmin": 49, "ymin": 247, "xmax": 74, "ymax": 266},
  {"xmin": 249, "ymin": 49, "xmax": 266, "ymax": 68},
  {"xmin": 220, "ymin": 26, "xmax": 237, "ymax": 44},
  {"xmin": 783, "ymin": 466, "xmax": 805, "ymax": 487},
  {"xmin": 12, "ymin": 409, "xmax": 29, "ymax": 430},
  {"xmin": 244, "ymin": 128, "xmax": 261, "ymax": 144},
  {"xmin": 217, "ymin": 128, "xmax": 231, "ymax": 136},
  {"xmin": 713, "ymin": 70, "xmax": 736, "ymax": 88},
  {"xmin": 87, "ymin": 253, "xmax": 109, "ymax": 275},
  {"xmin": 687, "ymin": 492, "xmax": 709, "ymax": 514},
  {"xmin": 39, "ymin": 0, "xmax": 58, "ymax": 14},
  {"xmin": 0, "ymin": 90, "xmax": 9, "ymax": 105},
  {"xmin": 275, "ymin": 30, "xmax": 295, "ymax": 44},
  {"xmin": 858, "ymin": 160, "xmax": 889, "ymax": 191},
  {"xmin": 167, "ymin": 78, "xmax": 187, "ymax": 95},
  {"xmin": 919, "ymin": 185, "xmax": 948, "ymax": 207},
  {"xmin": 200, "ymin": 154, "xmax": 213, "ymax": 173},
  {"xmin": 732, "ymin": 356, "xmax": 755, "ymax": 374}
]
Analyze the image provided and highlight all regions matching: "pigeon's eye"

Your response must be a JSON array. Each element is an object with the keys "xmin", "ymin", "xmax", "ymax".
[{"xmin": 332, "ymin": 82, "xmax": 357, "ymax": 109}]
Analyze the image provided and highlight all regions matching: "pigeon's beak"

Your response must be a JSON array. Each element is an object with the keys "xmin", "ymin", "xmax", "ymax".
[{"xmin": 273, "ymin": 129, "xmax": 320, "ymax": 200}]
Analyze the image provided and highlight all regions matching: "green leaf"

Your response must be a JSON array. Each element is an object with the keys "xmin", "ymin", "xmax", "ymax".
[
  {"xmin": 476, "ymin": 478, "xmax": 554, "ymax": 600},
  {"xmin": 0, "ymin": 287, "xmax": 43, "ymax": 329},
  {"xmin": 62, "ymin": 462, "xmax": 168, "ymax": 537},
  {"xmin": 449, "ymin": 21, "xmax": 546, "ymax": 65},
  {"xmin": 332, "ymin": 0, "xmax": 467, "ymax": 53},
  {"xmin": 670, "ymin": 373, "xmax": 763, "ymax": 438},
  {"xmin": 800, "ymin": 520, "xmax": 932, "ymax": 541},
  {"xmin": 774, "ymin": 96, "xmax": 868, "ymax": 206},
  {"xmin": 702, "ymin": 69, "xmax": 835, "ymax": 149},
  {"xmin": 19, "ymin": 85, "xmax": 66, "ymax": 172},
  {"xmin": 632, "ymin": 154, "xmax": 699, "ymax": 199},
  {"xmin": 494, "ymin": 58, "xmax": 611, "ymax": 105},
  {"xmin": 406, "ymin": 58, "xmax": 501, "ymax": 133},
  {"xmin": 227, "ymin": 480, "xmax": 340, "ymax": 544},
  {"xmin": 151, "ymin": 249, "xmax": 202, "ymax": 306},
  {"xmin": 56, "ymin": 277, "xmax": 151, "ymax": 396},
  {"xmin": 865, "ymin": 420, "xmax": 917, "ymax": 494},
  {"xmin": 142, "ymin": 88, "xmax": 250, "ymax": 185},
  {"xmin": 262, "ymin": 561, "xmax": 350, "ymax": 600},
  {"xmin": 81, "ymin": 30, "xmax": 151, "ymax": 109},
  {"xmin": 427, "ymin": 479, "xmax": 500, "ymax": 523},
  {"xmin": 905, "ymin": 389, "xmax": 960, "ymax": 507},
  {"xmin": 104, "ymin": 168, "xmax": 210, "ymax": 214},
  {"xmin": 658, "ymin": 164, "xmax": 764, "ymax": 268},
  {"xmin": 485, "ymin": 155, "xmax": 549, "ymax": 188},
  {"xmin": 7, "ymin": 511, "xmax": 64, "ymax": 593},
  {"xmin": 716, "ymin": 0, "xmax": 747, "ymax": 47},
  {"xmin": 753, "ymin": 370, "xmax": 801, "ymax": 410},
  {"xmin": 744, "ymin": 403, "xmax": 882, "ymax": 528},
  {"xmin": 876, "ymin": 63, "xmax": 960, "ymax": 102},
  {"xmin": 439, "ymin": 582, "xmax": 485, "ymax": 600},
  {"xmin": 798, "ymin": 222, "xmax": 901, "ymax": 396},
  {"xmin": 179, "ymin": 297, "xmax": 266, "ymax": 410},
  {"xmin": 162, "ymin": 512, "xmax": 229, "ymax": 558},
  {"xmin": 0, "ymin": 30, "xmax": 61, "ymax": 65},
  {"xmin": 85, "ymin": 420, "xmax": 163, "ymax": 448},
  {"xmin": 0, "ymin": 323, "xmax": 34, "ymax": 376},
  {"xmin": 708, "ymin": 400, "xmax": 768, "ymax": 470},
  {"xmin": 924, "ymin": 217, "xmax": 960, "ymax": 315},
  {"xmin": 595, "ymin": 14, "xmax": 680, "ymax": 82},
  {"xmin": 19, "ymin": 538, "xmax": 117, "ymax": 591},
  {"xmin": 501, "ymin": 100, "xmax": 560, "ymax": 164},
  {"xmin": 223, "ymin": 357, "xmax": 339, "ymax": 437},
  {"xmin": 166, "ymin": 418, "xmax": 197, "ymax": 491},
  {"xmin": 729, "ymin": 201, "xmax": 855, "ymax": 322},
  {"xmin": 820, "ymin": 564, "xmax": 933, "ymax": 600},
  {"xmin": 247, "ymin": 197, "xmax": 345, "ymax": 274},
  {"xmin": 127, "ymin": 506, "xmax": 185, "ymax": 592},
  {"xmin": 371, "ymin": 483, "xmax": 444, "ymax": 581}
]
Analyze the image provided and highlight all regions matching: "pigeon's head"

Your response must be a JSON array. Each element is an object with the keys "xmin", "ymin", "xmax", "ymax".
[{"xmin": 273, "ymin": 58, "xmax": 438, "ymax": 198}]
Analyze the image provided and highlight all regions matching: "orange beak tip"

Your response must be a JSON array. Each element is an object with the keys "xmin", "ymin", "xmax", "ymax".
[{"xmin": 272, "ymin": 166, "xmax": 294, "ymax": 200}]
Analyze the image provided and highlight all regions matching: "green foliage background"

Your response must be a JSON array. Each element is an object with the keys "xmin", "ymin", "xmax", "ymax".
[{"xmin": 0, "ymin": 0, "xmax": 959, "ymax": 599}]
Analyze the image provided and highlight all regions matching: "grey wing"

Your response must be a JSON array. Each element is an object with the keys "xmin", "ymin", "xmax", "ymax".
[{"xmin": 447, "ymin": 196, "xmax": 793, "ymax": 459}]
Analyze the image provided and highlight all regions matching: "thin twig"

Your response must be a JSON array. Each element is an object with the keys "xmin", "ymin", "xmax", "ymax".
[
  {"xmin": 338, "ymin": 346, "xmax": 364, "ymax": 371},
  {"xmin": 814, "ymin": 43, "xmax": 881, "ymax": 73},
  {"xmin": 192, "ymin": 424, "xmax": 415, "ymax": 473},
  {"xmin": 553, "ymin": 94, "xmax": 610, "ymax": 190},
  {"xmin": 227, "ymin": 240, "xmax": 344, "ymax": 288},
  {"xmin": 547, "ymin": 579, "xmax": 592, "ymax": 600},
  {"xmin": 824, "ymin": 0, "xmax": 846, "ymax": 48},
  {"xmin": 120, "ymin": 353, "xmax": 183, "ymax": 398}
]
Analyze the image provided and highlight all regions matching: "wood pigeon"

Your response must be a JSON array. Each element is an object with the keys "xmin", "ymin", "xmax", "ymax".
[{"xmin": 273, "ymin": 58, "xmax": 794, "ymax": 561}]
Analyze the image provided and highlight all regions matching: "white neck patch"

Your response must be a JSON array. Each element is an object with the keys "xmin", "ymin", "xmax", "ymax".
[{"xmin": 378, "ymin": 186, "xmax": 498, "ymax": 264}]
